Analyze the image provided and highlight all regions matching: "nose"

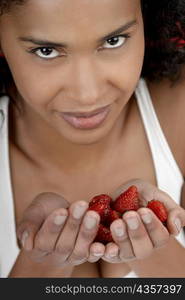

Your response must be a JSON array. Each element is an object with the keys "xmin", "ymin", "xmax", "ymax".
[{"xmin": 66, "ymin": 56, "xmax": 103, "ymax": 106}]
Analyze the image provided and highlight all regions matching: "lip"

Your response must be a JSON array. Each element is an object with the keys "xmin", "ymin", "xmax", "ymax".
[
  {"xmin": 62, "ymin": 105, "xmax": 110, "ymax": 117},
  {"xmin": 59, "ymin": 105, "xmax": 110, "ymax": 129}
]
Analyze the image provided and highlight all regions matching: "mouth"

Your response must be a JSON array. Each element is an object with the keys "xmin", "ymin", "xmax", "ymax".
[{"xmin": 58, "ymin": 105, "xmax": 111, "ymax": 129}]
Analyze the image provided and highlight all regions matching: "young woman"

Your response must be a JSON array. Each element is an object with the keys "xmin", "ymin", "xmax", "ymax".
[{"xmin": 0, "ymin": 0, "xmax": 185, "ymax": 278}]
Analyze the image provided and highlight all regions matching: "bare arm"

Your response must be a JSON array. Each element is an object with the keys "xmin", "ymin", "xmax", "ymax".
[{"xmin": 8, "ymin": 250, "xmax": 74, "ymax": 278}]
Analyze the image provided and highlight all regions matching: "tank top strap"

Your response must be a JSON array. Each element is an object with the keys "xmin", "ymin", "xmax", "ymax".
[{"xmin": 135, "ymin": 78, "xmax": 183, "ymax": 200}]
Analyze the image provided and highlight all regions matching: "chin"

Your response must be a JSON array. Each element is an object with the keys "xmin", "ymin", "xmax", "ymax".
[{"xmin": 60, "ymin": 126, "xmax": 111, "ymax": 146}]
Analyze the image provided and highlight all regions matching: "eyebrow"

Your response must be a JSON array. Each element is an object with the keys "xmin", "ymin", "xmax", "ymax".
[
  {"xmin": 99, "ymin": 19, "xmax": 137, "ymax": 42},
  {"xmin": 18, "ymin": 19, "xmax": 137, "ymax": 48}
]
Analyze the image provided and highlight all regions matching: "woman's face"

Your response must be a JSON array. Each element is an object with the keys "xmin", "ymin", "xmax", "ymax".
[{"xmin": 0, "ymin": 0, "xmax": 144, "ymax": 144}]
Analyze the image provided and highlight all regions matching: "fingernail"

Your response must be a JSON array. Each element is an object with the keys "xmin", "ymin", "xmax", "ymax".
[
  {"xmin": 141, "ymin": 213, "xmax": 152, "ymax": 224},
  {"xmin": 21, "ymin": 231, "xmax": 29, "ymax": 248},
  {"xmin": 72, "ymin": 204, "xmax": 87, "ymax": 219},
  {"xmin": 93, "ymin": 252, "xmax": 102, "ymax": 257},
  {"xmin": 114, "ymin": 226, "xmax": 125, "ymax": 237},
  {"xmin": 53, "ymin": 215, "xmax": 67, "ymax": 226},
  {"xmin": 174, "ymin": 218, "xmax": 181, "ymax": 232},
  {"xmin": 109, "ymin": 252, "xmax": 117, "ymax": 258},
  {"xmin": 105, "ymin": 252, "xmax": 117, "ymax": 259},
  {"xmin": 84, "ymin": 215, "xmax": 97, "ymax": 229},
  {"xmin": 126, "ymin": 217, "xmax": 139, "ymax": 230}
]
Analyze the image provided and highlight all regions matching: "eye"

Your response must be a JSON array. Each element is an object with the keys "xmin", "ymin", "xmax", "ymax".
[
  {"xmin": 30, "ymin": 47, "xmax": 61, "ymax": 59},
  {"xmin": 102, "ymin": 34, "xmax": 130, "ymax": 49}
]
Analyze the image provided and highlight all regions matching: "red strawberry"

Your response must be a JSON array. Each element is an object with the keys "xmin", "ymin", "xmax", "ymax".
[
  {"xmin": 88, "ymin": 194, "xmax": 112, "ymax": 222},
  {"xmin": 105, "ymin": 209, "xmax": 121, "ymax": 226},
  {"xmin": 89, "ymin": 194, "xmax": 111, "ymax": 207},
  {"xmin": 147, "ymin": 200, "xmax": 168, "ymax": 222},
  {"xmin": 112, "ymin": 185, "xmax": 139, "ymax": 214},
  {"xmin": 95, "ymin": 224, "xmax": 113, "ymax": 244}
]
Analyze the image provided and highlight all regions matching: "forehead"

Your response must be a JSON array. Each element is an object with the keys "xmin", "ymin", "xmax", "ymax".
[{"xmin": 8, "ymin": 0, "xmax": 140, "ymax": 31}]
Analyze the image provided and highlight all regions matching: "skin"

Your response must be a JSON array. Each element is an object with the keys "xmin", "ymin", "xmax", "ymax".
[
  {"xmin": 16, "ymin": 180, "xmax": 185, "ymax": 267},
  {"xmin": 0, "ymin": 0, "xmax": 185, "ymax": 277}
]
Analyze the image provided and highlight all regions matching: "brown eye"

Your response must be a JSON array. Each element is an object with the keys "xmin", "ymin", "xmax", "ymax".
[
  {"xmin": 103, "ymin": 35, "xmax": 127, "ymax": 49},
  {"xmin": 33, "ymin": 47, "xmax": 60, "ymax": 59}
]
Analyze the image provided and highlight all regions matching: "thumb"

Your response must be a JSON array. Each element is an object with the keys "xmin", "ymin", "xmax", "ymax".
[{"xmin": 17, "ymin": 192, "xmax": 69, "ymax": 250}]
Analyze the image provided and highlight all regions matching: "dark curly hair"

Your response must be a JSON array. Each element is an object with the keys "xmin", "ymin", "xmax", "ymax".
[
  {"xmin": 142, "ymin": 0, "xmax": 185, "ymax": 81},
  {"xmin": 0, "ymin": 0, "xmax": 185, "ymax": 96}
]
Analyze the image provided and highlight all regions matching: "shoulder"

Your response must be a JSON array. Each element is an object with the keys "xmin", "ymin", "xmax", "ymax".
[{"xmin": 147, "ymin": 77, "xmax": 185, "ymax": 176}]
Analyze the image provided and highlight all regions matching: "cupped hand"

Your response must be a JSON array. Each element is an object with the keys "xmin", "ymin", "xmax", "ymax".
[
  {"xmin": 17, "ymin": 192, "xmax": 105, "ymax": 268},
  {"xmin": 100, "ymin": 179, "xmax": 185, "ymax": 263}
]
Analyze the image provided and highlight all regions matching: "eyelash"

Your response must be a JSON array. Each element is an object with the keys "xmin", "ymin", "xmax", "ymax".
[
  {"xmin": 100, "ymin": 33, "xmax": 131, "ymax": 50},
  {"xmin": 28, "ymin": 33, "xmax": 131, "ymax": 60}
]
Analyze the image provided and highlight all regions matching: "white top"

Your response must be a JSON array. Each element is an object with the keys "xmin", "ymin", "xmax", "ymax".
[
  {"xmin": 0, "ymin": 78, "xmax": 184, "ymax": 278},
  {"xmin": 0, "ymin": 96, "xmax": 19, "ymax": 277}
]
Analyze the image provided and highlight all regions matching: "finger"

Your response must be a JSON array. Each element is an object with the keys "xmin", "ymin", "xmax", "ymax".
[
  {"xmin": 166, "ymin": 207, "xmax": 185, "ymax": 235},
  {"xmin": 138, "ymin": 207, "xmax": 170, "ymax": 248},
  {"xmin": 123, "ymin": 211, "xmax": 154, "ymax": 259},
  {"xmin": 67, "ymin": 210, "xmax": 100, "ymax": 265},
  {"xmin": 54, "ymin": 201, "xmax": 88, "ymax": 263},
  {"xmin": 88, "ymin": 242, "xmax": 105, "ymax": 263},
  {"xmin": 102, "ymin": 242, "xmax": 120, "ymax": 263},
  {"xmin": 32, "ymin": 208, "xmax": 68, "ymax": 259},
  {"xmin": 17, "ymin": 192, "xmax": 69, "ymax": 250},
  {"xmin": 110, "ymin": 219, "xmax": 135, "ymax": 261}
]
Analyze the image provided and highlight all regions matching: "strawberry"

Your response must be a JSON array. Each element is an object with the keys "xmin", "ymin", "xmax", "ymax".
[
  {"xmin": 89, "ymin": 194, "xmax": 111, "ymax": 207},
  {"xmin": 112, "ymin": 185, "xmax": 139, "ymax": 214},
  {"xmin": 147, "ymin": 200, "xmax": 168, "ymax": 222},
  {"xmin": 88, "ymin": 194, "xmax": 112, "ymax": 222},
  {"xmin": 95, "ymin": 224, "xmax": 113, "ymax": 244},
  {"xmin": 105, "ymin": 209, "xmax": 121, "ymax": 226}
]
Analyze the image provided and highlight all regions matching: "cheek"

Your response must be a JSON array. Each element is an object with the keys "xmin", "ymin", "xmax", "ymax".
[
  {"xmin": 8, "ymin": 61, "xmax": 60, "ymax": 107},
  {"xmin": 108, "ymin": 36, "xmax": 144, "ymax": 97}
]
